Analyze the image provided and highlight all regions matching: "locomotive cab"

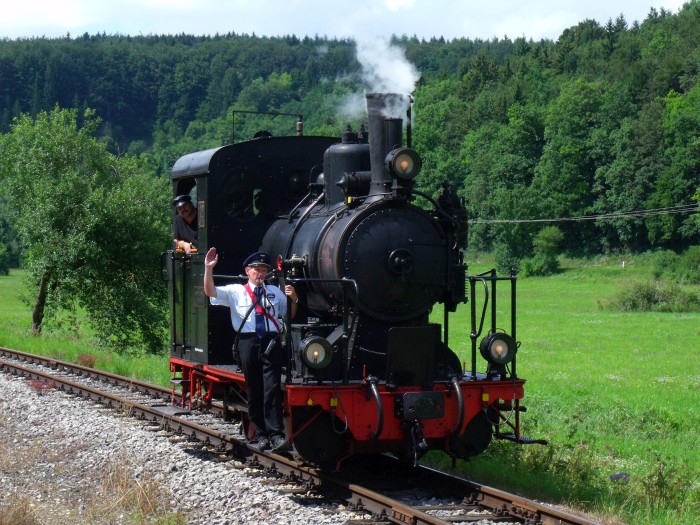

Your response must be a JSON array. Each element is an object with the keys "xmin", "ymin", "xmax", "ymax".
[{"xmin": 166, "ymin": 135, "xmax": 340, "ymax": 367}]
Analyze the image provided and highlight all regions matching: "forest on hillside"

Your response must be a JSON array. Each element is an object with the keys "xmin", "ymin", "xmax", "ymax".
[{"xmin": 1, "ymin": 2, "xmax": 698, "ymax": 268}]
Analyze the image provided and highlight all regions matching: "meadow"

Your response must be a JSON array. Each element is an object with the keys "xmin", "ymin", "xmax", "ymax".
[{"xmin": 1, "ymin": 259, "xmax": 698, "ymax": 525}]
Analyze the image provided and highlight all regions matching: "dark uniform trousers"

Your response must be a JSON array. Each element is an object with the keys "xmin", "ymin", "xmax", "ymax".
[{"xmin": 236, "ymin": 332, "xmax": 284, "ymax": 439}]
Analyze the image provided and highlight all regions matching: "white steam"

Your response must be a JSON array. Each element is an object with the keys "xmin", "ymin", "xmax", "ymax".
[
  {"xmin": 355, "ymin": 37, "xmax": 420, "ymax": 96},
  {"xmin": 338, "ymin": 37, "xmax": 421, "ymax": 121},
  {"xmin": 338, "ymin": 92, "xmax": 367, "ymax": 121}
]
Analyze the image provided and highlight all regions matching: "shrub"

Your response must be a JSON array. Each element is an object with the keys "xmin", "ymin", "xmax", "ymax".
[
  {"xmin": 649, "ymin": 249, "xmax": 680, "ymax": 279},
  {"xmin": 600, "ymin": 280, "xmax": 700, "ymax": 312},
  {"xmin": 521, "ymin": 226, "xmax": 564, "ymax": 277},
  {"xmin": 650, "ymin": 246, "xmax": 700, "ymax": 284},
  {"xmin": 521, "ymin": 255, "xmax": 559, "ymax": 277},
  {"xmin": 494, "ymin": 242, "xmax": 520, "ymax": 275},
  {"xmin": 676, "ymin": 245, "xmax": 700, "ymax": 284}
]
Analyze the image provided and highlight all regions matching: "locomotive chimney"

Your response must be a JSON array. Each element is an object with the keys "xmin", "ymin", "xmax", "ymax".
[{"xmin": 366, "ymin": 93, "xmax": 407, "ymax": 196}]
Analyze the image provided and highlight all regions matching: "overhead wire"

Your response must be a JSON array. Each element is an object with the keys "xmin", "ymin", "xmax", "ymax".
[{"xmin": 469, "ymin": 203, "xmax": 699, "ymax": 224}]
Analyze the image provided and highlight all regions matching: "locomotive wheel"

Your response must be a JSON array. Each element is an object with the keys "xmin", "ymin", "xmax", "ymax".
[
  {"xmin": 292, "ymin": 407, "xmax": 348, "ymax": 467},
  {"xmin": 450, "ymin": 410, "xmax": 493, "ymax": 459}
]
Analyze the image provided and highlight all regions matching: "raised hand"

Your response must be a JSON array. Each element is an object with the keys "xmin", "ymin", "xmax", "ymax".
[{"xmin": 205, "ymin": 247, "xmax": 219, "ymax": 268}]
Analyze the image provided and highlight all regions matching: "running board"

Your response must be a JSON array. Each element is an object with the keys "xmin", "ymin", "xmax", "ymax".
[{"xmin": 497, "ymin": 433, "xmax": 548, "ymax": 445}]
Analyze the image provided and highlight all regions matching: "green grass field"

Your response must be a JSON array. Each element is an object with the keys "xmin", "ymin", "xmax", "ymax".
[
  {"xmin": 0, "ymin": 270, "xmax": 173, "ymax": 386},
  {"xmin": 1, "ymin": 261, "xmax": 698, "ymax": 525}
]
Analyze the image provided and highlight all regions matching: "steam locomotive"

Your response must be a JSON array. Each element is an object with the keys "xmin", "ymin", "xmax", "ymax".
[{"xmin": 165, "ymin": 93, "xmax": 532, "ymax": 468}]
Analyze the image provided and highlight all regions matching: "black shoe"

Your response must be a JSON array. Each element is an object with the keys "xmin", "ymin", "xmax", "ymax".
[
  {"xmin": 249, "ymin": 436, "xmax": 270, "ymax": 452},
  {"xmin": 270, "ymin": 435, "xmax": 288, "ymax": 451}
]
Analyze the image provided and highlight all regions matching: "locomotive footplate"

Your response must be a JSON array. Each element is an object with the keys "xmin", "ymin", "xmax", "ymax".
[
  {"xmin": 497, "ymin": 433, "xmax": 548, "ymax": 445},
  {"xmin": 395, "ymin": 391, "xmax": 445, "ymax": 420}
]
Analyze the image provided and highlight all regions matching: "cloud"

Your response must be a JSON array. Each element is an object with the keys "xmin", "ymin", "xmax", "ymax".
[
  {"xmin": 385, "ymin": 0, "xmax": 415, "ymax": 11},
  {"xmin": 0, "ymin": 1, "xmax": 691, "ymax": 41}
]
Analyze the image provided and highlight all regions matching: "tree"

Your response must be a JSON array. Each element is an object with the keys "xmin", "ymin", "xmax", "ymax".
[
  {"xmin": 647, "ymin": 85, "xmax": 700, "ymax": 246},
  {"xmin": 0, "ymin": 204, "xmax": 20, "ymax": 270},
  {"xmin": 592, "ymin": 99, "xmax": 663, "ymax": 251},
  {"xmin": 0, "ymin": 106, "xmax": 170, "ymax": 352},
  {"xmin": 521, "ymin": 226, "xmax": 565, "ymax": 276},
  {"xmin": 0, "ymin": 244, "xmax": 10, "ymax": 275},
  {"xmin": 457, "ymin": 103, "xmax": 544, "ymax": 254},
  {"xmin": 413, "ymin": 78, "xmax": 471, "ymax": 198},
  {"xmin": 531, "ymin": 78, "xmax": 603, "ymax": 254}
]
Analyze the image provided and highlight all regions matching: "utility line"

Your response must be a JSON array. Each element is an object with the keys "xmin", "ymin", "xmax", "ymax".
[{"xmin": 470, "ymin": 203, "xmax": 698, "ymax": 224}]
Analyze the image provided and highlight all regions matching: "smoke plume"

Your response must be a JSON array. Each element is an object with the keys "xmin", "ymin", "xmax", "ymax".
[
  {"xmin": 355, "ymin": 37, "xmax": 420, "ymax": 97},
  {"xmin": 339, "ymin": 37, "xmax": 420, "ymax": 120}
]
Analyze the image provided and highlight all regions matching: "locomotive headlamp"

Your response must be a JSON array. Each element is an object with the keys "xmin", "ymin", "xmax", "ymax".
[
  {"xmin": 386, "ymin": 148, "xmax": 422, "ymax": 180},
  {"xmin": 298, "ymin": 335, "xmax": 333, "ymax": 369},
  {"xmin": 479, "ymin": 332, "xmax": 517, "ymax": 365}
]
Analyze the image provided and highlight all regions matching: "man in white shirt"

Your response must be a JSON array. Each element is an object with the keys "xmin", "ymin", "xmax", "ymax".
[{"xmin": 204, "ymin": 247, "xmax": 298, "ymax": 452}]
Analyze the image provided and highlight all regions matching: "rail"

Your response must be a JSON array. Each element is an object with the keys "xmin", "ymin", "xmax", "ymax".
[{"xmin": 0, "ymin": 346, "xmax": 601, "ymax": 525}]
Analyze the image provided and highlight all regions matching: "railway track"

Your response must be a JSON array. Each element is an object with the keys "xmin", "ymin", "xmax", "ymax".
[{"xmin": 0, "ymin": 346, "xmax": 601, "ymax": 525}]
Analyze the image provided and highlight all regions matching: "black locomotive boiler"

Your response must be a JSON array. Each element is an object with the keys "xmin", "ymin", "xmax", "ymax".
[{"xmin": 166, "ymin": 93, "xmax": 532, "ymax": 468}]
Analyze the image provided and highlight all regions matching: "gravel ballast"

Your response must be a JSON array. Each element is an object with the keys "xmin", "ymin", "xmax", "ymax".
[{"xmin": 0, "ymin": 374, "xmax": 365, "ymax": 525}]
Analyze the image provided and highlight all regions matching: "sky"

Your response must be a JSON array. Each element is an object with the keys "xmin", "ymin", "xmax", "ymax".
[{"xmin": 0, "ymin": 1, "xmax": 690, "ymax": 43}]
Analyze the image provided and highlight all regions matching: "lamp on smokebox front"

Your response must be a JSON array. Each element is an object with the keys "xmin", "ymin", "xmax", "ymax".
[
  {"xmin": 386, "ymin": 148, "xmax": 422, "ymax": 180},
  {"xmin": 479, "ymin": 332, "xmax": 517, "ymax": 366},
  {"xmin": 298, "ymin": 335, "xmax": 333, "ymax": 370}
]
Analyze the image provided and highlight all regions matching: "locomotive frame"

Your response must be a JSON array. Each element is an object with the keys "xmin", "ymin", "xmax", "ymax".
[{"xmin": 165, "ymin": 93, "xmax": 537, "ymax": 469}]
